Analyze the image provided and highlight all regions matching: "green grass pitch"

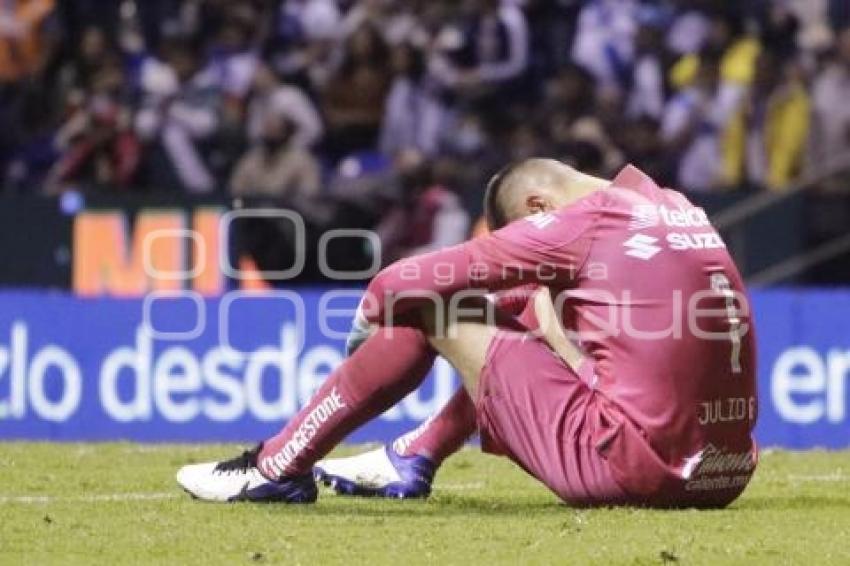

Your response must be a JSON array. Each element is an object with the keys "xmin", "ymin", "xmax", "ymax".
[{"xmin": 1, "ymin": 444, "xmax": 849, "ymax": 565}]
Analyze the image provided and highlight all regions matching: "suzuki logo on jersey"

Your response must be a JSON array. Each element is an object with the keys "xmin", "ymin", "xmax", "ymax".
[
  {"xmin": 630, "ymin": 204, "xmax": 711, "ymax": 230},
  {"xmin": 623, "ymin": 234, "xmax": 662, "ymax": 260},
  {"xmin": 526, "ymin": 212, "xmax": 557, "ymax": 230},
  {"xmin": 668, "ymin": 232, "xmax": 726, "ymax": 251}
]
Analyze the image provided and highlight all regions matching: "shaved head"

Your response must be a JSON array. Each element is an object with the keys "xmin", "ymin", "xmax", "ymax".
[{"xmin": 484, "ymin": 158, "xmax": 608, "ymax": 230}]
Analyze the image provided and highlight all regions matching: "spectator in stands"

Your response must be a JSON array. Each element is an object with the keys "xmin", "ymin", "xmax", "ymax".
[
  {"xmin": 374, "ymin": 150, "xmax": 469, "ymax": 263},
  {"xmin": 0, "ymin": 0, "xmax": 57, "ymax": 179},
  {"xmin": 269, "ymin": 0, "xmax": 342, "ymax": 90},
  {"xmin": 626, "ymin": 8, "xmax": 667, "ymax": 120},
  {"xmin": 661, "ymin": 50, "xmax": 728, "ymax": 192},
  {"xmin": 463, "ymin": 0, "xmax": 529, "ymax": 89},
  {"xmin": 757, "ymin": 1, "xmax": 801, "ymax": 59},
  {"xmin": 322, "ymin": 24, "xmax": 392, "ymax": 161},
  {"xmin": 738, "ymin": 50, "xmax": 810, "ymax": 191},
  {"xmin": 666, "ymin": 2, "xmax": 711, "ymax": 58},
  {"xmin": 830, "ymin": 0, "xmax": 850, "ymax": 31},
  {"xmin": 0, "ymin": 0, "xmax": 56, "ymax": 83},
  {"xmin": 544, "ymin": 70, "xmax": 624, "ymax": 178},
  {"xmin": 571, "ymin": 0, "xmax": 638, "ymax": 93},
  {"xmin": 442, "ymin": 110, "xmax": 489, "ymax": 160},
  {"xmin": 342, "ymin": 0, "xmax": 421, "ymax": 47},
  {"xmin": 538, "ymin": 63, "xmax": 595, "ymax": 126},
  {"xmin": 668, "ymin": 9, "xmax": 762, "ymax": 188},
  {"xmin": 247, "ymin": 62, "xmax": 323, "ymax": 149},
  {"xmin": 0, "ymin": 0, "xmax": 834, "ymax": 205},
  {"xmin": 430, "ymin": 0, "xmax": 530, "ymax": 108},
  {"xmin": 135, "ymin": 37, "xmax": 220, "ymax": 193},
  {"xmin": 379, "ymin": 42, "xmax": 444, "ymax": 157},
  {"xmin": 204, "ymin": 9, "xmax": 259, "ymax": 101},
  {"xmin": 811, "ymin": 26, "xmax": 850, "ymax": 172},
  {"xmin": 282, "ymin": 0, "xmax": 341, "ymax": 41},
  {"xmin": 669, "ymin": 8, "xmax": 760, "ymax": 94},
  {"xmin": 54, "ymin": 26, "xmax": 115, "ymax": 100},
  {"xmin": 617, "ymin": 116, "xmax": 672, "ymax": 185},
  {"xmin": 230, "ymin": 113, "xmax": 320, "ymax": 199},
  {"xmin": 45, "ymin": 62, "xmax": 140, "ymax": 194}
]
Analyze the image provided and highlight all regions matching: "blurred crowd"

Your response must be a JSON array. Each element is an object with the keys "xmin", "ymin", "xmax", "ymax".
[{"xmin": 2, "ymin": 0, "xmax": 850, "ymax": 258}]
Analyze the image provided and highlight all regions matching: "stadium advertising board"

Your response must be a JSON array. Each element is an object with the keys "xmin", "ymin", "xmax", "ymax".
[
  {"xmin": 0, "ymin": 289, "xmax": 848, "ymax": 448},
  {"xmin": 0, "ymin": 291, "xmax": 455, "ymax": 443}
]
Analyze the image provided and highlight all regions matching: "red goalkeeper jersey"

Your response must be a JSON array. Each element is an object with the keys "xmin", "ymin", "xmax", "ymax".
[{"xmin": 366, "ymin": 165, "xmax": 758, "ymax": 505}]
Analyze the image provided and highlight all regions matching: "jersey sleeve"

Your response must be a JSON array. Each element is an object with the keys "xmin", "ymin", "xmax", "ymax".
[
  {"xmin": 489, "ymin": 284, "xmax": 539, "ymax": 316},
  {"xmin": 363, "ymin": 209, "xmax": 597, "ymax": 323},
  {"xmin": 466, "ymin": 211, "xmax": 596, "ymax": 290}
]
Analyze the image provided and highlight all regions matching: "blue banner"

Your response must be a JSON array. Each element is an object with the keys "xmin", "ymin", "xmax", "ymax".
[
  {"xmin": 0, "ymin": 289, "xmax": 848, "ymax": 448},
  {"xmin": 0, "ymin": 290, "xmax": 457, "ymax": 443},
  {"xmin": 751, "ymin": 290, "xmax": 850, "ymax": 449}
]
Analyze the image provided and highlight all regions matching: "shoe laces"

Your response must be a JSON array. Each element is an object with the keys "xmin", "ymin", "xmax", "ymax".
[{"xmin": 214, "ymin": 443, "xmax": 262, "ymax": 475}]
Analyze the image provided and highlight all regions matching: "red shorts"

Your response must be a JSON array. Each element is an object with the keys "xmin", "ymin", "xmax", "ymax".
[
  {"xmin": 476, "ymin": 331, "xmax": 755, "ymax": 508},
  {"xmin": 475, "ymin": 332, "xmax": 629, "ymax": 506}
]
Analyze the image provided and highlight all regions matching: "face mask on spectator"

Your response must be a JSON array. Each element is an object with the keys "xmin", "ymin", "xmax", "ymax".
[{"xmin": 454, "ymin": 122, "xmax": 485, "ymax": 155}]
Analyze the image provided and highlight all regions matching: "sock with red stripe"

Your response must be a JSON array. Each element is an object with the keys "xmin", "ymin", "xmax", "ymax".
[
  {"xmin": 258, "ymin": 324, "xmax": 436, "ymax": 480},
  {"xmin": 393, "ymin": 388, "xmax": 477, "ymax": 465}
]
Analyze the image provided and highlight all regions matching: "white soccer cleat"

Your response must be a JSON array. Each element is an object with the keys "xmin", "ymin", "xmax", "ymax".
[
  {"xmin": 176, "ymin": 445, "xmax": 317, "ymax": 503},
  {"xmin": 314, "ymin": 445, "xmax": 435, "ymax": 499}
]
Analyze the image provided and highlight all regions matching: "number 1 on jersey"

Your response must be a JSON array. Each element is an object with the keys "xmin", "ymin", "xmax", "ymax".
[{"xmin": 710, "ymin": 272, "xmax": 743, "ymax": 374}]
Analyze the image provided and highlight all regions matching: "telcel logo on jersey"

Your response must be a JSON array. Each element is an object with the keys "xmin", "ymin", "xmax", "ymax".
[
  {"xmin": 630, "ymin": 204, "xmax": 711, "ymax": 230},
  {"xmin": 628, "ymin": 204, "xmax": 724, "ymax": 256}
]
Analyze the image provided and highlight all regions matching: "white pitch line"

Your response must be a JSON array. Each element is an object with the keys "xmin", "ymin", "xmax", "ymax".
[
  {"xmin": 0, "ymin": 483, "xmax": 487, "ymax": 505},
  {"xmin": 435, "ymin": 482, "xmax": 485, "ymax": 491},
  {"xmin": 1, "ymin": 486, "xmax": 491, "ymax": 503},
  {"xmin": 787, "ymin": 474, "xmax": 848, "ymax": 483},
  {"xmin": 0, "ymin": 492, "xmax": 179, "ymax": 505}
]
